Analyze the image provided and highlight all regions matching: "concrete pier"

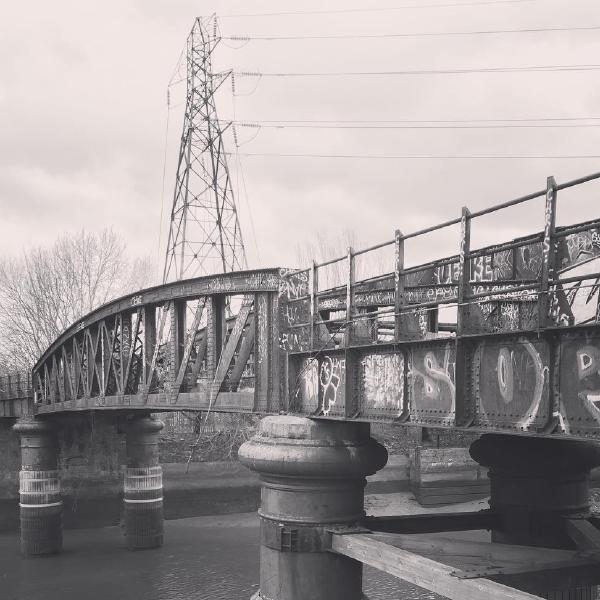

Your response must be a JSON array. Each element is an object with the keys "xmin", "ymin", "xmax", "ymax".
[
  {"xmin": 123, "ymin": 415, "xmax": 164, "ymax": 550},
  {"xmin": 239, "ymin": 416, "xmax": 387, "ymax": 600},
  {"xmin": 471, "ymin": 434, "xmax": 600, "ymax": 600},
  {"xmin": 13, "ymin": 417, "xmax": 62, "ymax": 555}
]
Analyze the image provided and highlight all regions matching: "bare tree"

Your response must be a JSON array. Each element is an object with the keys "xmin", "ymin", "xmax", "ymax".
[
  {"xmin": 295, "ymin": 230, "xmax": 394, "ymax": 290},
  {"xmin": 0, "ymin": 229, "xmax": 155, "ymax": 370}
]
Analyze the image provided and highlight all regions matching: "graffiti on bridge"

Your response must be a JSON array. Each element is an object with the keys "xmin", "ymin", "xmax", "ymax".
[
  {"xmin": 474, "ymin": 338, "xmax": 549, "ymax": 431},
  {"xmin": 409, "ymin": 344, "xmax": 456, "ymax": 425},
  {"xmin": 360, "ymin": 353, "xmax": 404, "ymax": 417},
  {"xmin": 558, "ymin": 336, "xmax": 600, "ymax": 435}
]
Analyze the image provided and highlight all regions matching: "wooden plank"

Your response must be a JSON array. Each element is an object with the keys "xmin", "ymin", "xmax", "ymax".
[
  {"xmin": 376, "ymin": 533, "xmax": 590, "ymax": 566},
  {"xmin": 330, "ymin": 533, "xmax": 543, "ymax": 600},
  {"xmin": 565, "ymin": 518, "xmax": 600, "ymax": 553},
  {"xmin": 372, "ymin": 533, "xmax": 600, "ymax": 591}
]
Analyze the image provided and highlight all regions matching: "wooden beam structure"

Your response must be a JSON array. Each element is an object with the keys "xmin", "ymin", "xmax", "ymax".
[{"xmin": 330, "ymin": 533, "xmax": 546, "ymax": 600}]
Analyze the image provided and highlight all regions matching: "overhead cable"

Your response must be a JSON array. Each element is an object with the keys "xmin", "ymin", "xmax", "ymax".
[
  {"xmin": 224, "ymin": 24, "xmax": 600, "ymax": 42},
  {"xmin": 229, "ymin": 152, "xmax": 600, "ymax": 160},
  {"xmin": 233, "ymin": 120, "xmax": 600, "ymax": 130},
  {"xmin": 234, "ymin": 64, "xmax": 600, "ymax": 78}
]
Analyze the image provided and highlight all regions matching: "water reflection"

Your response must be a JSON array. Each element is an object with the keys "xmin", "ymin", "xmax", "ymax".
[{"xmin": 0, "ymin": 513, "xmax": 439, "ymax": 600}]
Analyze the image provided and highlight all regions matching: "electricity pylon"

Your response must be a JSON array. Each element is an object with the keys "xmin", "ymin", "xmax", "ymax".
[{"xmin": 163, "ymin": 15, "xmax": 247, "ymax": 283}]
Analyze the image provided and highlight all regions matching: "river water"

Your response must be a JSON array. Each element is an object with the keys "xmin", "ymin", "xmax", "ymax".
[{"xmin": 0, "ymin": 512, "xmax": 440, "ymax": 600}]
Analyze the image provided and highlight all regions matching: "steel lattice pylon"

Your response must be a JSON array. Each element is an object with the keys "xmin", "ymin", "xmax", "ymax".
[{"xmin": 163, "ymin": 16, "xmax": 247, "ymax": 283}]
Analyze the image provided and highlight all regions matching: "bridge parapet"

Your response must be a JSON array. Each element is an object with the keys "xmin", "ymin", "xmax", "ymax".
[{"xmin": 281, "ymin": 172, "xmax": 600, "ymax": 441}]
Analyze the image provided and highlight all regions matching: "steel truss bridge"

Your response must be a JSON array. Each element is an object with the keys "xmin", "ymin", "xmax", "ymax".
[{"xmin": 2, "ymin": 171, "xmax": 600, "ymax": 443}]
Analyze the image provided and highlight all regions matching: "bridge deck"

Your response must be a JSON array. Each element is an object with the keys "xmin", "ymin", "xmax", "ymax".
[{"xmin": 1, "ymin": 171, "xmax": 599, "ymax": 442}]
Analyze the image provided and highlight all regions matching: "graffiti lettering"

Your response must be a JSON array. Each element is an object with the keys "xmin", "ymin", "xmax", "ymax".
[
  {"xmin": 279, "ymin": 329, "xmax": 309, "ymax": 352},
  {"xmin": 410, "ymin": 344, "xmax": 456, "ymax": 423},
  {"xmin": 435, "ymin": 262, "xmax": 460, "ymax": 285},
  {"xmin": 470, "ymin": 255, "xmax": 494, "ymax": 283},
  {"xmin": 280, "ymin": 271, "xmax": 309, "ymax": 301},
  {"xmin": 320, "ymin": 356, "xmax": 345, "ymax": 415},
  {"xmin": 405, "ymin": 286, "xmax": 458, "ymax": 304}
]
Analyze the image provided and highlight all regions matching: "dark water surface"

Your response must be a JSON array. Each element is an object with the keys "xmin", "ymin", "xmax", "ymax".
[{"xmin": 0, "ymin": 512, "xmax": 440, "ymax": 600}]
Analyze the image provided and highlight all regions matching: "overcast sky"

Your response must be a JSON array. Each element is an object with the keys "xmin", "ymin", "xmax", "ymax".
[{"xmin": 2, "ymin": 0, "xmax": 600, "ymax": 280}]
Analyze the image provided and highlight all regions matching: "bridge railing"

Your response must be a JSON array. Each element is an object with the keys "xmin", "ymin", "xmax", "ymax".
[
  {"xmin": 0, "ymin": 371, "xmax": 32, "ymax": 400},
  {"xmin": 281, "ymin": 171, "xmax": 600, "ymax": 439},
  {"xmin": 0, "ymin": 370, "xmax": 33, "ymax": 418}
]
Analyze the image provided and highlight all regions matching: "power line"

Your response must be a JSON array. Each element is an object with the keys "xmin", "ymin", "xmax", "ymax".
[
  {"xmin": 219, "ymin": 0, "xmax": 532, "ymax": 18},
  {"xmin": 234, "ymin": 64, "xmax": 600, "ymax": 78},
  {"xmin": 230, "ymin": 151, "xmax": 600, "ymax": 160},
  {"xmin": 224, "ymin": 117, "xmax": 600, "ymax": 124},
  {"xmin": 225, "ymin": 24, "xmax": 600, "ymax": 42},
  {"xmin": 233, "ymin": 120, "xmax": 600, "ymax": 130}
]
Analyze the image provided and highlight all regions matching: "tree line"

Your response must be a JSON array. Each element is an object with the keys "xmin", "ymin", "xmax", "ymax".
[{"xmin": 0, "ymin": 229, "xmax": 154, "ymax": 371}]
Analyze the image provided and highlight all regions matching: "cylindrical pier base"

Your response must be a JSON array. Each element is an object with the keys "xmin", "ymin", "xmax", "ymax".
[
  {"xmin": 239, "ymin": 416, "xmax": 387, "ymax": 600},
  {"xmin": 13, "ymin": 417, "xmax": 62, "ymax": 556},
  {"xmin": 123, "ymin": 415, "xmax": 164, "ymax": 550},
  {"xmin": 471, "ymin": 434, "xmax": 600, "ymax": 600}
]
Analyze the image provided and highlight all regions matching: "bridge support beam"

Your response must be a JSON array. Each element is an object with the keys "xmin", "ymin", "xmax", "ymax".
[
  {"xmin": 13, "ymin": 417, "xmax": 62, "ymax": 556},
  {"xmin": 123, "ymin": 415, "xmax": 164, "ymax": 550},
  {"xmin": 239, "ymin": 416, "xmax": 387, "ymax": 600},
  {"xmin": 470, "ymin": 434, "xmax": 600, "ymax": 599}
]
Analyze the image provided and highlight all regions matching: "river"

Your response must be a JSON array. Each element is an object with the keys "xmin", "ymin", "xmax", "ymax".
[{"xmin": 0, "ymin": 512, "xmax": 441, "ymax": 600}]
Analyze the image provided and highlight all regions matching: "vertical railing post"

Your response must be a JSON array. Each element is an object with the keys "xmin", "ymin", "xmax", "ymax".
[
  {"xmin": 346, "ymin": 247, "xmax": 355, "ymax": 347},
  {"xmin": 455, "ymin": 207, "xmax": 473, "ymax": 427},
  {"xmin": 539, "ymin": 175, "xmax": 557, "ymax": 327},
  {"xmin": 310, "ymin": 261, "xmax": 318, "ymax": 350},
  {"xmin": 394, "ymin": 229, "xmax": 405, "ymax": 342}
]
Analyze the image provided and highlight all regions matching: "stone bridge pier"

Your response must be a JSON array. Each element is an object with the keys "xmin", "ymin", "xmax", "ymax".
[
  {"xmin": 123, "ymin": 415, "xmax": 164, "ymax": 550},
  {"xmin": 11, "ymin": 412, "xmax": 165, "ymax": 555},
  {"xmin": 239, "ymin": 416, "xmax": 388, "ymax": 600},
  {"xmin": 13, "ymin": 417, "xmax": 62, "ymax": 555}
]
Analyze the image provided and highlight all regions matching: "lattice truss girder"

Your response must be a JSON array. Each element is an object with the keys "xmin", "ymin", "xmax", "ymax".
[{"xmin": 34, "ymin": 296, "xmax": 259, "ymax": 406}]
